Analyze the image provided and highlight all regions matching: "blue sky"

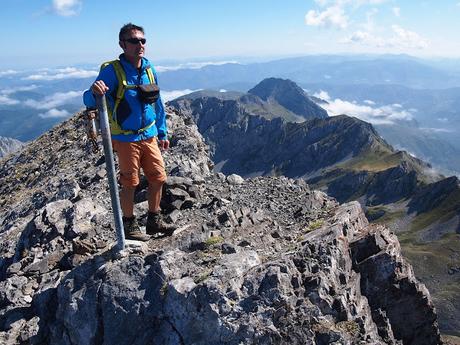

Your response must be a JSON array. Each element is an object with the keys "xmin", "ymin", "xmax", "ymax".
[{"xmin": 1, "ymin": 0, "xmax": 460, "ymax": 68}]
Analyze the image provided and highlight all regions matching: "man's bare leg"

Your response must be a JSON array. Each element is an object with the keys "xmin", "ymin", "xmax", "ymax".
[
  {"xmin": 146, "ymin": 181, "xmax": 175, "ymax": 235},
  {"xmin": 120, "ymin": 186, "xmax": 136, "ymax": 217},
  {"xmin": 147, "ymin": 181, "xmax": 163, "ymax": 213}
]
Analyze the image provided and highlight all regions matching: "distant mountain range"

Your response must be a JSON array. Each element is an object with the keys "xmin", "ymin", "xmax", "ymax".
[
  {"xmin": 159, "ymin": 55, "xmax": 460, "ymax": 176},
  {"xmin": 159, "ymin": 54, "xmax": 460, "ymax": 91},
  {"xmin": 169, "ymin": 77, "xmax": 460, "ymax": 336},
  {"xmin": 1, "ymin": 54, "xmax": 459, "ymax": 174}
]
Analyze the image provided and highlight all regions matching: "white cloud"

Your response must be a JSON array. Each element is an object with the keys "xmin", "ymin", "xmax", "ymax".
[
  {"xmin": 24, "ymin": 90, "xmax": 82, "ymax": 110},
  {"xmin": 0, "ymin": 95, "xmax": 19, "ymax": 106},
  {"xmin": 0, "ymin": 69, "xmax": 19, "ymax": 77},
  {"xmin": 342, "ymin": 30, "xmax": 385, "ymax": 46},
  {"xmin": 314, "ymin": 90, "xmax": 330, "ymax": 100},
  {"xmin": 306, "ymin": 1, "xmax": 389, "ymax": 30},
  {"xmin": 313, "ymin": 90, "xmax": 414, "ymax": 125},
  {"xmin": 391, "ymin": 25, "xmax": 428, "ymax": 49},
  {"xmin": 305, "ymin": 5, "xmax": 349, "ymax": 29},
  {"xmin": 38, "ymin": 108, "xmax": 71, "ymax": 118},
  {"xmin": 437, "ymin": 118, "xmax": 448, "ymax": 123},
  {"xmin": 341, "ymin": 25, "xmax": 428, "ymax": 49},
  {"xmin": 52, "ymin": 0, "xmax": 82, "ymax": 16},
  {"xmin": 1, "ymin": 85, "xmax": 39, "ymax": 95},
  {"xmin": 161, "ymin": 89, "xmax": 199, "ymax": 102},
  {"xmin": 306, "ymin": 0, "xmax": 419, "ymax": 56},
  {"xmin": 23, "ymin": 67, "xmax": 97, "ymax": 81},
  {"xmin": 155, "ymin": 61, "xmax": 239, "ymax": 73}
]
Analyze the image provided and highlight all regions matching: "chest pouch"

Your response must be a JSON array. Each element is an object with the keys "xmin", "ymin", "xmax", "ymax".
[{"xmin": 138, "ymin": 83, "xmax": 160, "ymax": 104}]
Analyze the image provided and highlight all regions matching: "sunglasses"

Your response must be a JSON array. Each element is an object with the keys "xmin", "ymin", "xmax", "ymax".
[{"xmin": 124, "ymin": 37, "xmax": 147, "ymax": 45}]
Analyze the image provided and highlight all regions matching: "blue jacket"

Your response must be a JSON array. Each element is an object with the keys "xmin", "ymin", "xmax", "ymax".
[{"xmin": 83, "ymin": 54, "xmax": 167, "ymax": 142}]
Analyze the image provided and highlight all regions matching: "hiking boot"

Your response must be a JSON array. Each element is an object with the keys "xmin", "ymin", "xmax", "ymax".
[
  {"xmin": 146, "ymin": 212, "xmax": 176, "ymax": 236},
  {"xmin": 123, "ymin": 216, "xmax": 150, "ymax": 241}
]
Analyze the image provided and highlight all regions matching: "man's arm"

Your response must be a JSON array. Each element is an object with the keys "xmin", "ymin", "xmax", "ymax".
[
  {"xmin": 83, "ymin": 65, "xmax": 118, "ymax": 108},
  {"xmin": 156, "ymin": 99, "xmax": 169, "ymax": 150},
  {"xmin": 152, "ymin": 69, "xmax": 169, "ymax": 150}
]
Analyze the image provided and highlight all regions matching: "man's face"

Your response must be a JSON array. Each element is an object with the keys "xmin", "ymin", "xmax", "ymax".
[{"xmin": 120, "ymin": 29, "xmax": 146, "ymax": 60}]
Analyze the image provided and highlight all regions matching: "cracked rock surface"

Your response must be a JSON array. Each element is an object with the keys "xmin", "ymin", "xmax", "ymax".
[{"xmin": 0, "ymin": 108, "xmax": 442, "ymax": 344}]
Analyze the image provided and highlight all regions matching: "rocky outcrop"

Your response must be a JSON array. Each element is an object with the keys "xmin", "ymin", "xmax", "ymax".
[
  {"xmin": 0, "ymin": 107, "xmax": 442, "ymax": 344},
  {"xmin": 0, "ymin": 137, "xmax": 24, "ymax": 159},
  {"xmin": 169, "ymin": 79, "xmax": 460, "ymax": 336},
  {"xmin": 170, "ymin": 93, "xmax": 392, "ymax": 178}
]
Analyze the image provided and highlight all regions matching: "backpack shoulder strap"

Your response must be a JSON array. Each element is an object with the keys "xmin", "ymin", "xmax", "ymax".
[
  {"xmin": 100, "ymin": 60, "xmax": 127, "ymax": 102},
  {"xmin": 146, "ymin": 66, "xmax": 156, "ymax": 84},
  {"xmin": 99, "ymin": 60, "xmax": 128, "ymax": 135}
]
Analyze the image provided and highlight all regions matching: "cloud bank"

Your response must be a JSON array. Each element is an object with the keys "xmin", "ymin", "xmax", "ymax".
[
  {"xmin": 0, "ymin": 95, "xmax": 19, "ymax": 106},
  {"xmin": 0, "ymin": 70, "xmax": 19, "ymax": 77},
  {"xmin": 156, "ymin": 61, "xmax": 239, "ymax": 73},
  {"xmin": 0, "ymin": 85, "xmax": 39, "ymax": 105},
  {"xmin": 313, "ymin": 90, "xmax": 414, "ymax": 125},
  {"xmin": 23, "ymin": 67, "xmax": 97, "ymax": 81},
  {"xmin": 38, "ymin": 108, "xmax": 71, "ymax": 118},
  {"xmin": 24, "ymin": 91, "xmax": 82, "ymax": 110},
  {"xmin": 161, "ymin": 89, "xmax": 199, "ymax": 102},
  {"xmin": 1, "ymin": 85, "xmax": 39, "ymax": 95}
]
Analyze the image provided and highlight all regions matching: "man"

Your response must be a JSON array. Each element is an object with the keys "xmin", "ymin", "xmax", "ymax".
[{"xmin": 83, "ymin": 23, "xmax": 174, "ymax": 241}]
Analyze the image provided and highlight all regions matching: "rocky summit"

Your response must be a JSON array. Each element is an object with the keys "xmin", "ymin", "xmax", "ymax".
[{"xmin": 0, "ymin": 107, "xmax": 442, "ymax": 344}]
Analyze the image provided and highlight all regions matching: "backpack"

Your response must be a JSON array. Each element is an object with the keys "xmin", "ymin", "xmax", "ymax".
[{"xmin": 100, "ymin": 59, "xmax": 158, "ymax": 135}]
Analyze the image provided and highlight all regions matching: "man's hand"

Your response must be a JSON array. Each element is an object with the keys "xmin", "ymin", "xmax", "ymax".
[
  {"xmin": 158, "ymin": 140, "xmax": 170, "ymax": 150},
  {"xmin": 91, "ymin": 80, "xmax": 109, "ymax": 95}
]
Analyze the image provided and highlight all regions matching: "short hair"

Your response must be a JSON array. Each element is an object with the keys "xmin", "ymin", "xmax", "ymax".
[{"xmin": 119, "ymin": 23, "xmax": 144, "ymax": 41}]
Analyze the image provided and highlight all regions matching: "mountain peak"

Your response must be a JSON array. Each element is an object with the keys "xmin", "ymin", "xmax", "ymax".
[
  {"xmin": 248, "ymin": 77, "xmax": 302, "ymax": 99},
  {"xmin": 248, "ymin": 78, "xmax": 328, "ymax": 120}
]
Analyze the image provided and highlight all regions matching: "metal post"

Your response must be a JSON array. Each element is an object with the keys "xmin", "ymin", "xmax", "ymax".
[{"xmin": 96, "ymin": 95, "xmax": 125, "ymax": 251}]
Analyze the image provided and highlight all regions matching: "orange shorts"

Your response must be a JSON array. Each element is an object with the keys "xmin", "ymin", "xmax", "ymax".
[{"xmin": 112, "ymin": 137, "xmax": 167, "ymax": 187}]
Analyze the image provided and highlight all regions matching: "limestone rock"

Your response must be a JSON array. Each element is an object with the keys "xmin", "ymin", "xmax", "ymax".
[{"xmin": 0, "ymin": 108, "xmax": 443, "ymax": 344}]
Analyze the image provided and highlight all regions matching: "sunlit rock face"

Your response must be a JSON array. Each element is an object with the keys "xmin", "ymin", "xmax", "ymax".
[{"xmin": 0, "ymin": 107, "xmax": 441, "ymax": 344}]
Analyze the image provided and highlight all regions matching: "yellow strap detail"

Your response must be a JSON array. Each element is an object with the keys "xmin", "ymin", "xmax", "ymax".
[
  {"xmin": 146, "ymin": 67, "xmax": 156, "ymax": 84},
  {"xmin": 110, "ymin": 120, "xmax": 156, "ymax": 136},
  {"xmin": 100, "ymin": 60, "xmax": 124, "ymax": 134}
]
